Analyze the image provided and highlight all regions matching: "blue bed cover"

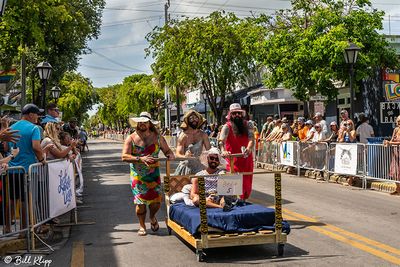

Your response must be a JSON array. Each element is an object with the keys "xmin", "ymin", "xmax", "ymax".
[{"xmin": 169, "ymin": 202, "xmax": 291, "ymax": 235}]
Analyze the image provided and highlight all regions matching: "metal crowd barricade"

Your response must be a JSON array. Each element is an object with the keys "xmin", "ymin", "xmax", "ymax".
[
  {"xmin": 298, "ymin": 141, "xmax": 329, "ymax": 177},
  {"xmin": 275, "ymin": 141, "xmax": 300, "ymax": 174},
  {"xmin": 0, "ymin": 166, "xmax": 30, "ymax": 248},
  {"xmin": 365, "ymin": 144, "xmax": 400, "ymax": 183},
  {"xmin": 327, "ymin": 143, "xmax": 367, "ymax": 187},
  {"xmin": 256, "ymin": 140, "xmax": 279, "ymax": 168}
]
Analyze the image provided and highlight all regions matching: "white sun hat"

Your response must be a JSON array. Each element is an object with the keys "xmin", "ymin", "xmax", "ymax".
[{"xmin": 129, "ymin": 112, "xmax": 160, "ymax": 128}]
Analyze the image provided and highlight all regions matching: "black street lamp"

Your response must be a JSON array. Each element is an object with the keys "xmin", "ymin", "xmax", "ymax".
[
  {"xmin": 50, "ymin": 86, "xmax": 61, "ymax": 104},
  {"xmin": 0, "ymin": 0, "xmax": 7, "ymax": 16},
  {"xmin": 202, "ymin": 90, "xmax": 207, "ymax": 121},
  {"xmin": 344, "ymin": 42, "xmax": 361, "ymax": 119},
  {"xmin": 36, "ymin": 62, "xmax": 53, "ymax": 109}
]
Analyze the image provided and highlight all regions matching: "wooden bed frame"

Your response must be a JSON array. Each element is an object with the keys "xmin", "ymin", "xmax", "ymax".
[{"xmin": 163, "ymin": 160, "xmax": 288, "ymax": 262}]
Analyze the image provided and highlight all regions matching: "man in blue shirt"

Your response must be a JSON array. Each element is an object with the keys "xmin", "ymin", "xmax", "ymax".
[
  {"xmin": 40, "ymin": 103, "xmax": 60, "ymax": 125},
  {"xmin": 8, "ymin": 104, "xmax": 53, "ymax": 230},
  {"xmin": 9, "ymin": 104, "xmax": 53, "ymax": 171}
]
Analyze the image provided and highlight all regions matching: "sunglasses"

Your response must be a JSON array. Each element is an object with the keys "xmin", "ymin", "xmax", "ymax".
[
  {"xmin": 188, "ymin": 116, "xmax": 199, "ymax": 122},
  {"xmin": 208, "ymin": 156, "xmax": 220, "ymax": 161},
  {"xmin": 231, "ymin": 111, "xmax": 242, "ymax": 116},
  {"xmin": 51, "ymin": 108, "xmax": 60, "ymax": 112}
]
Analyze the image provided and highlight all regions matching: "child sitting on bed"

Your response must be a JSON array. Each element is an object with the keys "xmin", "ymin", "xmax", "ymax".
[{"xmin": 190, "ymin": 147, "xmax": 230, "ymax": 209}]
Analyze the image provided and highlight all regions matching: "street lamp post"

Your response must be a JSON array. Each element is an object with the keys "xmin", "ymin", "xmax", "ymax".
[
  {"xmin": 50, "ymin": 86, "xmax": 61, "ymax": 104},
  {"xmin": 0, "ymin": 0, "xmax": 7, "ymax": 16},
  {"xmin": 202, "ymin": 90, "xmax": 207, "ymax": 121},
  {"xmin": 344, "ymin": 42, "xmax": 361, "ymax": 119},
  {"xmin": 36, "ymin": 62, "xmax": 53, "ymax": 109}
]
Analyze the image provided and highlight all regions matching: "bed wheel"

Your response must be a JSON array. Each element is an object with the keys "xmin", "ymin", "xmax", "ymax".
[
  {"xmin": 277, "ymin": 244, "xmax": 285, "ymax": 256},
  {"xmin": 196, "ymin": 250, "xmax": 205, "ymax": 262}
]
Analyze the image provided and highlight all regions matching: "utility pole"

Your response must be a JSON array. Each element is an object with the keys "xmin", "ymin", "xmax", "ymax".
[{"xmin": 164, "ymin": 0, "xmax": 171, "ymax": 130}]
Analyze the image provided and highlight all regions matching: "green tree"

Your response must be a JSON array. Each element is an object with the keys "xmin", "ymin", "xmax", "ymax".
[
  {"xmin": 257, "ymin": 0, "xmax": 398, "ymax": 101},
  {"xmin": 57, "ymin": 72, "xmax": 98, "ymax": 122},
  {"xmin": 0, "ymin": 0, "xmax": 105, "ymax": 82},
  {"xmin": 96, "ymin": 74, "xmax": 164, "ymax": 128},
  {"xmin": 146, "ymin": 11, "xmax": 266, "ymax": 124}
]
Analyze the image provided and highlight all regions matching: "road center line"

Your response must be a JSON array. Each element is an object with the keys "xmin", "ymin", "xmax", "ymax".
[
  {"xmin": 248, "ymin": 197, "xmax": 400, "ymax": 265},
  {"xmin": 71, "ymin": 241, "xmax": 84, "ymax": 267},
  {"xmin": 283, "ymin": 208, "xmax": 400, "ymax": 257}
]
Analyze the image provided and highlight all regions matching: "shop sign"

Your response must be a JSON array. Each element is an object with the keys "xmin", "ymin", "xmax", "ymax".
[
  {"xmin": 385, "ymin": 83, "xmax": 400, "ymax": 101},
  {"xmin": 380, "ymin": 102, "xmax": 400, "ymax": 123}
]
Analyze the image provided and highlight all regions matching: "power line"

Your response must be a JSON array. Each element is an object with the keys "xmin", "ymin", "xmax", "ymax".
[
  {"xmin": 93, "ymin": 42, "xmax": 148, "ymax": 50},
  {"xmin": 80, "ymin": 64, "xmax": 135, "ymax": 72},
  {"xmin": 90, "ymin": 50, "xmax": 148, "ymax": 73},
  {"xmin": 102, "ymin": 16, "xmax": 161, "ymax": 27}
]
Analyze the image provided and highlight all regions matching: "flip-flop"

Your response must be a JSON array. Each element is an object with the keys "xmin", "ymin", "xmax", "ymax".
[
  {"xmin": 150, "ymin": 219, "xmax": 159, "ymax": 232},
  {"xmin": 138, "ymin": 228, "xmax": 147, "ymax": 236}
]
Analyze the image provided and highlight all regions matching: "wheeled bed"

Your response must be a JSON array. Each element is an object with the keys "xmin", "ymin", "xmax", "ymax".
[{"xmin": 163, "ymin": 160, "xmax": 290, "ymax": 262}]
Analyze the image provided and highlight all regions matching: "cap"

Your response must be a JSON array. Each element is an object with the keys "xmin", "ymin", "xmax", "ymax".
[
  {"xmin": 297, "ymin": 117, "xmax": 305, "ymax": 122},
  {"xmin": 21, "ymin": 104, "xmax": 44, "ymax": 115},
  {"xmin": 305, "ymin": 120, "xmax": 314, "ymax": 125},
  {"xmin": 69, "ymin": 117, "xmax": 78, "ymax": 122},
  {"xmin": 330, "ymin": 121, "xmax": 338, "ymax": 126},
  {"xmin": 340, "ymin": 109, "xmax": 348, "ymax": 115}
]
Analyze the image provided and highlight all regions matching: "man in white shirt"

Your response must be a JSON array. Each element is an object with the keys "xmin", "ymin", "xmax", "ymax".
[{"xmin": 356, "ymin": 114, "xmax": 374, "ymax": 144}]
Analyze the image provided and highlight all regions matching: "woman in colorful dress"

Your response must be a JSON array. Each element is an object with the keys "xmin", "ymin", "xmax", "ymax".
[
  {"xmin": 384, "ymin": 115, "xmax": 400, "ymax": 195},
  {"xmin": 122, "ymin": 112, "xmax": 175, "ymax": 236}
]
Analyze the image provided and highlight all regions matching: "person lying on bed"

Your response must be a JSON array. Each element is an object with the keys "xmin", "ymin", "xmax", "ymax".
[{"xmin": 190, "ymin": 147, "xmax": 227, "ymax": 208}]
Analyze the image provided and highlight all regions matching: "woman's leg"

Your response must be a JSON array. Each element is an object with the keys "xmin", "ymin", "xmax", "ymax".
[
  {"xmin": 136, "ymin": 204, "xmax": 146, "ymax": 230},
  {"xmin": 149, "ymin": 202, "xmax": 160, "ymax": 222}
]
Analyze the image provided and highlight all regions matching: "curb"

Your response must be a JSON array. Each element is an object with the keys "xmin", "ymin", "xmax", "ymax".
[
  {"xmin": 0, "ymin": 238, "xmax": 26, "ymax": 256},
  {"xmin": 371, "ymin": 182, "xmax": 396, "ymax": 193}
]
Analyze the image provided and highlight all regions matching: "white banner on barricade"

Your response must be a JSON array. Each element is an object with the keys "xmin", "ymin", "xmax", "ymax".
[
  {"xmin": 75, "ymin": 154, "xmax": 84, "ymax": 195},
  {"xmin": 217, "ymin": 174, "xmax": 243, "ymax": 195},
  {"xmin": 334, "ymin": 144, "xmax": 358, "ymax": 175},
  {"xmin": 280, "ymin": 142, "xmax": 295, "ymax": 166},
  {"xmin": 48, "ymin": 160, "xmax": 76, "ymax": 218}
]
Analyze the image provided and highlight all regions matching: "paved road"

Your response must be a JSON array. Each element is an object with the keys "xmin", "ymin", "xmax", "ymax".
[{"xmin": 45, "ymin": 139, "xmax": 400, "ymax": 267}]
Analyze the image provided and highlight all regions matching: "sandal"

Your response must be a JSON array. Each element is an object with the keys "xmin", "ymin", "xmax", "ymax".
[
  {"xmin": 150, "ymin": 218, "xmax": 159, "ymax": 232},
  {"xmin": 390, "ymin": 191, "xmax": 400, "ymax": 196},
  {"xmin": 138, "ymin": 228, "xmax": 147, "ymax": 236}
]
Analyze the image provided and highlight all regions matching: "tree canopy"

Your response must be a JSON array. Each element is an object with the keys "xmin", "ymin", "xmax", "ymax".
[
  {"xmin": 0, "ymin": 0, "xmax": 105, "ymax": 82},
  {"xmin": 97, "ymin": 74, "xmax": 164, "ymax": 129},
  {"xmin": 56, "ymin": 72, "xmax": 98, "ymax": 122},
  {"xmin": 257, "ymin": 0, "xmax": 398, "ymax": 101},
  {"xmin": 146, "ymin": 11, "xmax": 267, "ymax": 124}
]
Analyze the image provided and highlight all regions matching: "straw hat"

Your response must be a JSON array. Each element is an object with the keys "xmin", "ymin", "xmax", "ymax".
[
  {"xmin": 129, "ymin": 112, "xmax": 159, "ymax": 128},
  {"xmin": 180, "ymin": 110, "xmax": 206, "ymax": 130}
]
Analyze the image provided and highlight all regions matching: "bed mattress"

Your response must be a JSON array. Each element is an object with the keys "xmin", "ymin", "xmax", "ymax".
[{"xmin": 169, "ymin": 202, "xmax": 291, "ymax": 235}]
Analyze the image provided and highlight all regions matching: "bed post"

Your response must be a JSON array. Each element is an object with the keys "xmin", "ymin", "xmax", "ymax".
[
  {"xmin": 197, "ymin": 176, "xmax": 208, "ymax": 248},
  {"xmin": 274, "ymin": 172, "xmax": 283, "ymax": 242}
]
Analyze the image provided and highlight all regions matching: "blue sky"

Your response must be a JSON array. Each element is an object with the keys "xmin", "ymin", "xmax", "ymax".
[{"xmin": 77, "ymin": 0, "xmax": 400, "ymax": 89}]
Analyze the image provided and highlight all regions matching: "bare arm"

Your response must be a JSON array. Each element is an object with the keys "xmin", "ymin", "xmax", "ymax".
[
  {"xmin": 175, "ymin": 133, "xmax": 187, "ymax": 158},
  {"xmin": 159, "ymin": 136, "xmax": 175, "ymax": 160},
  {"xmin": 190, "ymin": 177, "xmax": 199, "ymax": 199},
  {"xmin": 202, "ymin": 132, "xmax": 211, "ymax": 151},
  {"xmin": 121, "ymin": 135, "xmax": 138, "ymax": 163},
  {"xmin": 32, "ymin": 140, "xmax": 45, "ymax": 162},
  {"xmin": 48, "ymin": 146, "xmax": 74, "ymax": 159},
  {"xmin": 349, "ymin": 130, "xmax": 357, "ymax": 142},
  {"xmin": 218, "ymin": 125, "xmax": 230, "ymax": 156}
]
